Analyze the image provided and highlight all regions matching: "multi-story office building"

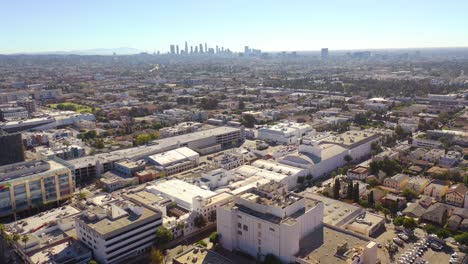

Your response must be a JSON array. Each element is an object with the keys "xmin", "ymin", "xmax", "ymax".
[
  {"xmin": 321, "ymin": 48, "xmax": 329, "ymax": 60},
  {"xmin": 0, "ymin": 131, "xmax": 25, "ymax": 166},
  {"xmin": 217, "ymin": 184, "xmax": 323, "ymax": 263},
  {"xmin": 170, "ymin": 45, "xmax": 175, "ymax": 54},
  {"xmin": 71, "ymin": 126, "xmax": 244, "ymax": 181},
  {"xmin": 0, "ymin": 89, "xmax": 62, "ymax": 104},
  {"xmin": 75, "ymin": 200, "xmax": 162, "ymax": 264},
  {"xmin": 0, "ymin": 158, "xmax": 75, "ymax": 217},
  {"xmin": 0, "ymin": 106, "xmax": 29, "ymax": 120},
  {"xmin": 16, "ymin": 98, "xmax": 37, "ymax": 114}
]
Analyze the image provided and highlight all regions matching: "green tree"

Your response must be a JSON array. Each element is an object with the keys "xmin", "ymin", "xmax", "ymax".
[
  {"xmin": 390, "ymin": 199, "xmax": 399, "ymax": 215},
  {"xmin": 367, "ymin": 178, "xmax": 379, "ymax": 188},
  {"xmin": 401, "ymin": 188, "xmax": 419, "ymax": 201},
  {"xmin": 194, "ymin": 215, "xmax": 207, "ymax": 228},
  {"xmin": 209, "ymin": 232, "xmax": 219, "ymax": 246},
  {"xmin": 344, "ymin": 154, "xmax": 353, "ymax": 165},
  {"xmin": 149, "ymin": 247, "xmax": 164, "ymax": 264},
  {"xmin": 11, "ymin": 232, "xmax": 20, "ymax": 244},
  {"xmin": 424, "ymin": 224, "xmax": 437, "ymax": 234},
  {"xmin": 241, "ymin": 114, "xmax": 256, "ymax": 128},
  {"xmin": 346, "ymin": 182, "xmax": 353, "ymax": 200},
  {"xmin": 393, "ymin": 216, "xmax": 405, "ymax": 226},
  {"xmin": 353, "ymin": 182, "xmax": 360, "ymax": 202},
  {"xmin": 155, "ymin": 226, "xmax": 173, "ymax": 248},
  {"xmin": 454, "ymin": 232, "xmax": 468, "ymax": 246},
  {"xmin": 403, "ymin": 217, "xmax": 418, "ymax": 230},
  {"xmin": 196, "ymin": 240, "xmax": 207, "ymax": 247},
  {"xmin": 93, "ymin": 138, "xmax": 105, "ymax": 149},
  {"xmin": 21, "ymin": 234, "xmax": 29, "ymax": 249},
  {"xmin": 395, "ymin": 125, "xmax": 406, "ymax": 140},
  {"xmin": 263, "ymin": 254, "xmax": 282, "ymax": 264},
  {"xmin": 135, "ymin": 134, "xmax": 152, "ymax": 146},
  {"xmin": 436, "ymin": 228, "xmax": 451, "ymax": 239},
  {"xmin": 368, "ymin": 190, "xmax": 375, "ymax": 208},
  {"xmin": 333, "ymin": 178, "xmax": 341, "ymax": 199}
]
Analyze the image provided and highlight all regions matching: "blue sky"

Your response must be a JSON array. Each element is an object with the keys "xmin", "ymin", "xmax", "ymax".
[{"xmin": 1, "ymin": 0, "xmax": 468, "ymax": 53}]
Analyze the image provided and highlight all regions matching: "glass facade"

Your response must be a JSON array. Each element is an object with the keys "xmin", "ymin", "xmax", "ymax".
[
  {"xmin": 44, "ymin": 176, "xmax": 57, "ymax": 201},
  {"xmin": 29, "ymin": 180, "xmax": 43, "ymax": 206},
  {"xmin": 14, "ymin": 184, "xmax": 28, "ymax": 209},
  {"xmin": 0, "ymin": 187, "xmax": 12, "ymax": 213}
]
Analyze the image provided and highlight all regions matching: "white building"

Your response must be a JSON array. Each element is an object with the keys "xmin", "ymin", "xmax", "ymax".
[
  {"xmin": 0, "ymin": 106, "xmax": 29, "ymax": 120},
  {"xmin": 200, "ymin": 168, "xmax": 236, "ymax": 190},
  {"xmin": 213, "ymin": 152, "xmax": 245, "ymax": 170},
  {"xmin": 364, "ymin": 98, "xmax": 388, "ymax": 111},
  {"xmin": 75, "ymin": 200, "xmax": 162, "ymax": 264},
  {"xmin": 258, "ymin": 122, "xmax": 312, "ymax": 145},
  {"xmin": 440, "ymin": 151, "xmax": 462, "ymax": 167},
  {"xmin": 146, "ymin": 179, "xmax": 215, "ymax": 211},
  {"xmin": 232, "ymin": 162, "xmax": 304, "ymax": 190},
  {"xmin": 148, "ymin": 147, "xmax": 199, "ymax": 176},
  {"xmin": 217, "ymin": 185, "xmax": 323, "ymax": 263}
]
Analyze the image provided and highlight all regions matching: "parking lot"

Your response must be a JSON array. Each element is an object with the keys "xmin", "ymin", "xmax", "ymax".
[{"xmin": 375, "ymin": 224, "xmax": 454, "ymax": 264}]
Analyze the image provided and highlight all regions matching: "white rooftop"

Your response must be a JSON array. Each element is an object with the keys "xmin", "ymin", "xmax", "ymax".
[
  {"xmin": 147, "ymin": 179, "xmax": 215, "ymax": 209},
  {"xmin": 148, "ymin": 147, "xmax": 198, "ymax": 166}
]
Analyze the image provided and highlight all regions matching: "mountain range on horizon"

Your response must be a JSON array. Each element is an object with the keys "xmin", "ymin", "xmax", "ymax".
[{"xmin": 8, "ymin": 47, "xmax": 143, "ymax": 56}]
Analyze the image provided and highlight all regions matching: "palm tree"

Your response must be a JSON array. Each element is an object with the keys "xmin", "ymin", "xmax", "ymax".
[
  {"xmin": 11, "ymin": 232, "xmax": 20, "ymax": 248},
  {"xmin": 21, "ymin": 234, "xmax": 29, "ymax": 249},
  {"xmin": 0, "ymin": 224, "xmax": 6, "ymax": 259}
]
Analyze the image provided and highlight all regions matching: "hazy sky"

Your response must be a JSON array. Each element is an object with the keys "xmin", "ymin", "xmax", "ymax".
[{"xmin": 2, "ymin": 0, "xmax": 468, "ymax": 53}]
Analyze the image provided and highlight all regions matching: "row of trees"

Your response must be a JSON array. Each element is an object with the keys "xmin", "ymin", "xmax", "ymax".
[
  {"xmin": 369, "ymin": 156, "xmax": 402, "ymax": 176},
  {"xmin": 0, "ymin": 224, "xmax": 30, "ymax": 262},
  {"xmin": 134, "ymin": 132, "xmax": 160, "ymax": 146}
]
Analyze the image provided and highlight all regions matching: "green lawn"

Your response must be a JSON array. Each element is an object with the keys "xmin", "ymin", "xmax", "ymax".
[{"xmin": 47, "ymin": 102, "xmax": 99, "ymax": 113}]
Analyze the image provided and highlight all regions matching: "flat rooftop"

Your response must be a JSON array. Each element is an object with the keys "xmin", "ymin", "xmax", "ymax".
[
  {"xmin": 149, "ymin": 147, "xmax": 198, "ymax": 166},
  {"xmin": 72, "ymin": 126, "xmax": 241, "ymax": 167},
  {"xmin": 123, "ymin": 190, "xmax": 170, "ymax": 209},
  {"xmin": 301, "ymin": 192, "xmax": 363, "ymax": 227},
  {"xmin": 346, "ymin": 212, "xmax": 385, "ymax": 234},
  {"xmin": 80, "ymin": 201, "xmax": 161, "ymax": 237},
  {"xmin": 319, "ymin": 131, "xmax": 378, "ymax": 148},
  {"xmin": 147, "ymin": 179, "xmax": 215, "ymax": 208},
  {"xmin": 29, "ymin": 240, "xmax": 91, "ymax": 264},
  {"xmin": 173, "ymin": 246, "xmax": 233, "ymax": 264},
  {"xmin": 297, "ymin": 226, "xmax": 369, "ymax": 264},
  {"xmin": 8, "ymin": 205, "xmax": 80, "ymax": 235},
  {"xmin": 0, "ymin": 159, "xmax": 68, "ymax": 183}
]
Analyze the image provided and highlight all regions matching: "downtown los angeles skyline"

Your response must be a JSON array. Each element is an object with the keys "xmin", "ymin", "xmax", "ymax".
[{"xmin": 1, "ymin": 0, "xmax": 468, "ymax": 54}]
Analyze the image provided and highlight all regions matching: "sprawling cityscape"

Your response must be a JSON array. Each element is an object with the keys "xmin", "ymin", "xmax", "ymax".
[{"xmin": 1, "ymin": 1, "xmax": 468, "ymax": 264}]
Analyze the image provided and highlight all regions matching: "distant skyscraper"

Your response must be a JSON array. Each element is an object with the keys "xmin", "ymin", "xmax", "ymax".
[
  {"xmin": 195, "ymin": 46, "xmax": 198, "ymax": 53},
  {"xmin": 0, "ymin": 131, "xmax": 25, "ymax": 166},
  {"xmin": 216, "ymin": 45, "xmax": 219, "ymax": 54},
  {"xmin": 185, "ymin": 41, "xmax": 188, "ymax": 54},
  {"xmin": 190, "ymin": 46, "xmax": 193, "ymax": 54},
  {"xmin": 170, "ymin": 45, "xmax": 175, "ymax": 54},
  {"xmin": 321, "ymin": 48, "xmax": 329, "ymax": 60},
  {"xmin": 176, "ymin": 45, "xmax": 180, "ymax": 55},
  {"xmin": 205, "ymin": 43, "xmax": 207, "ymax": 53},
  {"xmin": 199, "ymin": 43, "xmax": 203, "ymax": 53},
  {"xmin": 244, "ymin": 46, "xmax": 249, "ymax": 55}
]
